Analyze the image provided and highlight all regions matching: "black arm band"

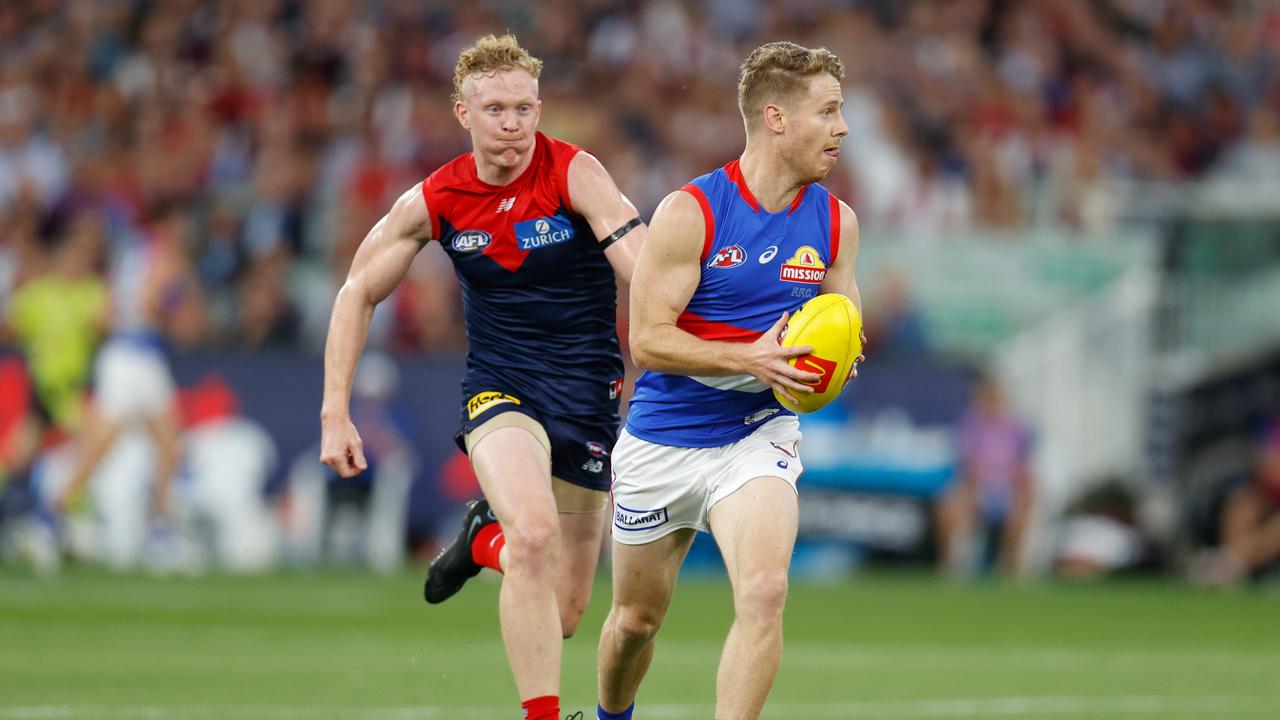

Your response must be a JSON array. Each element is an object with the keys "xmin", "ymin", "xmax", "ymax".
[{"xmin": 598, "ymin": 216, "xmax": 643, "ymax": 250}]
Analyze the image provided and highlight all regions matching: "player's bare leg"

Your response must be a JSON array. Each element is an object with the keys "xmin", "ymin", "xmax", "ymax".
[
  {"xmin": 56, "ymin": 406, "xmax": 123, "ymax": 513},
  {"xmin": 708, "ymin": 476, "xmax": 799, "ymax": 720},
  {"xmin": 469, "ymin": 426, "xmax": 562, "ymax": 700},
  {"xmin": 552, "ymin": 478, "xmax": 608, "ymax": 638},
  {"xmin": 143, "ymin": 405, "xmax": 183, "ymax": 517},
  {"xmin": 998, "ymin": 481, "xmax": 1033, "ymax": 578},
  {"xmin": 935, "ymin": 480, "xmax": 977, "ymax": 577},
  {"xmin": 597, "ymin": 528, "xmax": 695, "ymax": 714}
]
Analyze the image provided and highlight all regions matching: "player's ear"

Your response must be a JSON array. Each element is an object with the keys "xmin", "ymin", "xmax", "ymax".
[
  {"xmin": 454, "ymin": 101, "xmax": 470, "ymax": 131},
  {"xmin": 763, "ymin": 103, "xmax": 785, "ymax": 134}
]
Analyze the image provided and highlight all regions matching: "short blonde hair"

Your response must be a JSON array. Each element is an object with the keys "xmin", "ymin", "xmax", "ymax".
[
  {"xmin": 737, "ymin": 41, "xmax": 845, "ymax": 131},
  {"xmin": 452, "ymin": 34, "xmax": 544, "ymax": 104}
]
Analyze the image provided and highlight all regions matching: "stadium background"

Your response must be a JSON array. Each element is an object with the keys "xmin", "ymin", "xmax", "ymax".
[{"xmin": 1, "ymin": 0, "xmax": 1278, "ymax": 718}]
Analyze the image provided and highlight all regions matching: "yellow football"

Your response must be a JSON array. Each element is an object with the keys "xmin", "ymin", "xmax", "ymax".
[{"xmin": 774, "ymin": 293, "xmax": 863, "ymax": 414}]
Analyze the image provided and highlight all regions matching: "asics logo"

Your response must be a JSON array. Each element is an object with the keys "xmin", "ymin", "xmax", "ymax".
[
  {"xmin": 759, "ymin": 245, "xmax": 778, "ymax": 263},
  {"xmin": 777, "ymin": 460, "xmax": 789, "ymax": 469}
]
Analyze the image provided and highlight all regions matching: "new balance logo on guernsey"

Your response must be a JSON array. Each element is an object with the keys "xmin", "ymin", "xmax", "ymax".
[{"xmin": 496, "ymin": 196, "xmax": 516, "ymax": 213}]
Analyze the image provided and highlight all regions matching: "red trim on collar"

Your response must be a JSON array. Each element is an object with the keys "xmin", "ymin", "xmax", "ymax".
[
  {"xmin": 723, "ymin": 159, "xmax": 759, "ymax": 212},
  {"xmin": 723, "ymin": 160, "xmax": 808, "ymax": 215}
]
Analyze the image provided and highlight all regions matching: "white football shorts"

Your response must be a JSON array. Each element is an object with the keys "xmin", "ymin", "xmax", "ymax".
[
  {"xmin": 94, "ymin": 337, "xmax": 176, "ymax": 422},
  {"xmin": 610, "ymin": 415, "xmax": 803, "ymax": 545}
]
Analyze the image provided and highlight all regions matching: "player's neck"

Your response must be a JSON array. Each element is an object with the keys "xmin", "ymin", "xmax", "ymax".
[
  {"xmin": 738, "ymin": 147, "xmax": 808, "ymax": 213},
  {"xmin": 473, "ymin": 150, "xmax": 535, "ymax": 187}
]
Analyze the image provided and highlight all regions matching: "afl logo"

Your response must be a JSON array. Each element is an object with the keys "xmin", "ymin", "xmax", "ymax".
[
  {"xmin": 452, "ymin": 230, "xmax": 491, "ymax": 253},
  {"xmin": 585, "ymin": 441, "xmax": 609, "ymax": 458},
  {"xmin": 708, "ymin": 245, "xmax": 746, "ymax": 269}
]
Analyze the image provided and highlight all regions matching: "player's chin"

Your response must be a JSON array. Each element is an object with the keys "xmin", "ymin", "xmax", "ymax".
[
  {"xmin": 491, "ymin": 147, "xmax": 524, "ymax": 166},
  {"xmin": 807, "ymin": 159, "xmax": 837, "ymax": 182}
]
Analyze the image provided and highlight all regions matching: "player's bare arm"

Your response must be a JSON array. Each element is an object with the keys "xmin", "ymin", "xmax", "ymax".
[
  {"xmin": 821, "ymin": 199, "xmax": 866, "ymax": 378},
  {"xmin": 566, "ymin": 150, "xmax": 646, "ymax": 283},
  {"xmin": 320, "ymin": 183, "xmax": 432, "ymax": 477},
  {"xmin": 629, "ymin": 189, "xmax": 820, "ymax": 399}
]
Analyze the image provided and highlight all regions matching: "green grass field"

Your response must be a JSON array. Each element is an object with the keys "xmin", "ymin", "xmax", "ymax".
[{"xmin": 1, "ymin": 569, "xmax": 1277, "ymax": 719}]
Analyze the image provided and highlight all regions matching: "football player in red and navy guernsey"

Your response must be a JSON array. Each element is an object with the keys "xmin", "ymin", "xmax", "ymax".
[{"xmin": 320, "ymin": 34, "xmax": 644, "ymax": 720}]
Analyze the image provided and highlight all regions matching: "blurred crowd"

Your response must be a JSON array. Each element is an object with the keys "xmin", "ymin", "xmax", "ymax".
[{"xmin": 1, "ymin": 0, "xmax": 1278, "ymax": 355}]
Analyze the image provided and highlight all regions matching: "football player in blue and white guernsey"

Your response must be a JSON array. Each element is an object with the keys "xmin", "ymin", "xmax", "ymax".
[{"xmin": 596, "ymin": 41, "xmax": 864, "ymax": 720}]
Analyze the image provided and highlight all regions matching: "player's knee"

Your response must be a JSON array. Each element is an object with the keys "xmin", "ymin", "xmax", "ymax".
[
  {"xmin": 612, "ymin": 604, "xmax": 663, "ymax": 651},
  {"xmin": 502, "ymin": 514, "xmax": 561, "ymax": 571},
  {"xmin": 734, "ymin": 569, "xmax": 789, "ymax": 624}
]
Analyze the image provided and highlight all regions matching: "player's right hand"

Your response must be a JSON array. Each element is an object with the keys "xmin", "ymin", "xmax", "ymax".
[
  {"xmin": 319, "ymin": 415, "xmax": 369, "ymax": 478},
  {"xmin": 743, "ymin": 312, "xmax": 821, "ymax": 405}
]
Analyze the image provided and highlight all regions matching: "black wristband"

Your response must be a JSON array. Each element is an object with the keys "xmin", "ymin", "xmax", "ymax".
[{"xmin": 598, "ymin": 216, "xmax": 643, "ymax": 250}]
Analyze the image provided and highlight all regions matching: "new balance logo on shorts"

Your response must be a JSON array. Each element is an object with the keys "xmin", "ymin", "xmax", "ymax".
[{"xmin": 614, "ymin": 504, "xmax": 668, "ymax": 531}]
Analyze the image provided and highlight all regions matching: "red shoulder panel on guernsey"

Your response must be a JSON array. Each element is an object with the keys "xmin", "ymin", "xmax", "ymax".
[
  {"xmin": 829, "ymin": 194, "xmax": 841, "ymax": 265},
  {"xmin": 681, "ymin": 184, "xmax": 715, "ymax": 263}
]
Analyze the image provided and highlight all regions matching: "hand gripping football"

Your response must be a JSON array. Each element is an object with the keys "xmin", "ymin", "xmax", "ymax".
[{"xmin": 774, "ymin": 293, "xmax": 863, "ymax": 414}]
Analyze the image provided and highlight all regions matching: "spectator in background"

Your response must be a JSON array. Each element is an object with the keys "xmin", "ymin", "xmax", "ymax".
[
  {"xmin": 862, "ymin": 268, "xmax": 929, "ymax": 360},
  {"xmin": 1191, "ymin": 420, "xmax": 1280, "ymax": 587},
  {"xmin": 936, "ymin": 372, "xmax": 1035, "ymax": 579}
]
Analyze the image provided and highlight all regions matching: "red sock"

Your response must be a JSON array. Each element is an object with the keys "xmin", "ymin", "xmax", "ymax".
[
  {"xmin": 521, "ymin": 695, "xmax": 559, "ymax": 720},
  {"xmin": 470, "ymin": 522, "xmax": 505, "ymax": 572}
]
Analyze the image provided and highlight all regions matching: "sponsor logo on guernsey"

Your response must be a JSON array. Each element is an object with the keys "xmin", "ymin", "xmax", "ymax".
[
  {"xmin": 466, "ymin": 391, "xmax": 521, "ymax": 420},
  {"xmin": 759, "ymin": 245, "xmax": 778, "ymax": 264},
  {"xmin": 515, "ymin": 214, "xmax": 575, "ymax": 250},
  {"xmin": 780, "ymin": 245, "xmax": 827, "ymax": 284},
  {"xmin": 452, "ymin": 230, "xmax": 491, "ymax": 253},
  {"xmin": 614, "ymin": 504, "xmax": 669, "ymax": 531},
  {"xmin": 707, "ymin": 245, "xmax": 746, "ymax": 269},
  {"xmin": 496, "ymin": 196, "xmax": 516, "ymax": 213},
  {"xmin": 745, "ymin": 408, "xmax": 781, "ymax": 425}
]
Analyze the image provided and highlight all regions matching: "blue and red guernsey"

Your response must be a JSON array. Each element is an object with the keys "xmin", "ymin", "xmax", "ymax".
[
  {"xmin": 626, "ymin": 160, "xmax": 843, "ymax": 447},
  {"xmin": 422, "ymin": 132, "xmax": 622, "ymax": 418}
]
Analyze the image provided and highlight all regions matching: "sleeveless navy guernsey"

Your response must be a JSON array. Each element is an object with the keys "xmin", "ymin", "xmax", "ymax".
[{"xmin": 422, "ymin": 133, "xmax": 624, "ymax": 423}]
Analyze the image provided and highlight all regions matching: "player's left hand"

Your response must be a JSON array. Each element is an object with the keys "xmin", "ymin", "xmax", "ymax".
[{"xmin": 847, "ymin": 330, "xmax": 867, "ymax": 382}]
